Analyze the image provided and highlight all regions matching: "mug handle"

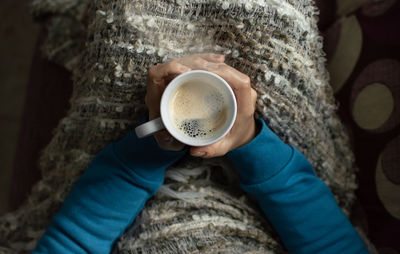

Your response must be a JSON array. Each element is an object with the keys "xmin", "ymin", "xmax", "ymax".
[{"xmin": 135, "ymin": 117, "xmax": 165, "ymax": 138}]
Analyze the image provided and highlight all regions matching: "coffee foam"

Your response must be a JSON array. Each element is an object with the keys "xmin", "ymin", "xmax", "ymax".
[{"xmin": 169, "ymin": 80, "xmax": 228, "ymax": 138}]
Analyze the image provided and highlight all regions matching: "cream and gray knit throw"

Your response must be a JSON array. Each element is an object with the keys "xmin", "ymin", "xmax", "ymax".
[{"xmin": 0, "ymin": 0, "xmax": 369, "ymax": 253}]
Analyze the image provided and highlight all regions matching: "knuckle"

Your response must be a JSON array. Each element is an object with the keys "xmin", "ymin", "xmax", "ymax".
[
  {"xmin": 166, "ymin": 60, "xmax": 179, "ymax": 70},
  {"xmin": 217, "ymin": 63, "xmax": 227, "ymax": 70},
  {"xmin": 217, "ymin": 62, "xmax": 228, "ymax": 69},
  {"xmin": 206, "ymin": 53, "xmax": 220, "ymax": 60},
  {"xmin": 243, "ymin": 76, "xmax": 251, "ymax": 88},
  {"xmin": 148, "ymin": 65, "xmax": 158, "ymax": 77},
  {"xmin": 251, "ymin": 88, "xmax": 258, "ymax": 101},
  {"xmin": 209, "ymin": 62, "xmax": 227, "ymax": 72}
]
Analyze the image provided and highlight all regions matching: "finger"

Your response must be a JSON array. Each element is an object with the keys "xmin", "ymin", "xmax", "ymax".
[
  {"xmin": 155, "ymin": 130, "xmax": 174, "ymax": 144},
  {"xmin": 146, "ymin": 62, "xmax": 191, "ymax": 119},
  {"xmin": 177, "ymin": 56, "xmax": 209, "ymax": 70},
  {"xmin": 147, "ymin": 61, "xmax": 191, "ymax": 97},
  {"xmin": 190, "ymin": 138, "xmax": 231, "ymax": 158},
  {"xmin": 144, "ymin": 89, "xmax": 162, "ymax": 120},
  {"xmin": 176, "ymin": 53, "xmax": 224, "ymax": 70},
  {"xmin": 197, "ymin": 53, "xmax": 225, "ymax": 63},
  {"xmin": 205, "ymin": 63, "xmax": 250, "ymax": 91},
  {"xmin": 154, "ymin": 130, "xmax": 185, "ymax": 151},
  {"xmin": 205, "ymin": 63, "xmax": 253, "ymax": 113},
  {"xmin": 145, "ymin": 86, "xmax": 163, "ymax": 120},
  {"xmin": 148, "ymin": 61, "xmax": 191, "ymax": 84}
]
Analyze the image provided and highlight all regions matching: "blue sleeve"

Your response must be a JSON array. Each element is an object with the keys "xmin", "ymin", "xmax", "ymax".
[
  {"xmin": 227, "ymin": 119, "xmax": 369, "ymax": 254},
  {"xmin": 32, "ymin": 130, "xmax": 186, "ymax": 254}
]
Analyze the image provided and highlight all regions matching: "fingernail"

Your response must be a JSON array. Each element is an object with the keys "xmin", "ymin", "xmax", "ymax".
[{"xmin": 192, "ymin": 151, "xmax": 206, "ymax": 157}]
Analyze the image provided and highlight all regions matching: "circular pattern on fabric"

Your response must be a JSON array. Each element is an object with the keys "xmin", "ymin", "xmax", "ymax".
[
  {"xmin": 351, "ymin": 59, "xmax": 400, "ymax": 132},
  {"xmin": 361, "ymin": 0, "xmax": 398, "ymax": 17},
  {"xmin": 327, "ymin": 15, "xmax": 362, "ymax": 93},
  {"xmin": 352, "ymin": 83, "xmax": 394, "ymax": 130},
  {"xmin": 382, "ymin": 137, "xmax": 400, "ymax": 184},
  {"xmin": 376, "ymin": 143, "xmax": 400, "ymax": 220}
]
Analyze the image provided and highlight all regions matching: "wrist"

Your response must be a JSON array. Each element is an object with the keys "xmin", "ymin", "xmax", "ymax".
[
  {"xmin": 244, "ymin": 118, "xmax": 259, "ymax": 146},
  {"xmin": 236, "ymin": 117, "xmax": 259, "ymax": 149}
]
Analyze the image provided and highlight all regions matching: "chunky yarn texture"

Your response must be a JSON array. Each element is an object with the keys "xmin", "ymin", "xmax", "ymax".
[{"xmin": 0, "ymin": 0, "xmax": 361, "ymax": 253}]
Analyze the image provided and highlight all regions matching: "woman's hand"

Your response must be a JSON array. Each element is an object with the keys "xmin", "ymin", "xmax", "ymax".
[
  {"xmin": 145, "ymin": 53, "xmax": 226, "ymax": 151},
  {"xmin": 190, "ymin": 63, "xmax": 258, "ymax": 158}
]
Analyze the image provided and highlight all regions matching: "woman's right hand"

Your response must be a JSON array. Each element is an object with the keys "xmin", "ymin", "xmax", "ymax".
[{"xmin": 189, "ymin": 63, "xmax": 258, "ymax": 158}]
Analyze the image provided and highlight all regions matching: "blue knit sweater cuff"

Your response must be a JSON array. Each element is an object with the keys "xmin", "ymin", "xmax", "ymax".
[
  {"xmin": 113, "ymin": 129, "xmax": 187, "ymax": 186},
  {"xmin": 227, "ymin": 118, "xmax": 293, "ymax": 185}
]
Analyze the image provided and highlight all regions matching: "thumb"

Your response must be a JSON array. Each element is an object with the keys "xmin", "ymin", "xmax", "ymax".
[
  {"xmin": 155, "ymin": 130, "xmax": 185, "ymax": 151},
  {"xmin": 190, "ymin": 146, "xmax": 213, "ymax": 158},
  {"xmin": 190, "ymin": 139, "xmax": 229, "ymax": 158}
]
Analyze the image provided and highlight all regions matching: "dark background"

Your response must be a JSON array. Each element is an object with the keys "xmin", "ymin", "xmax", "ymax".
[{"xmin": 0, "ymin": 0, "xmax": 39, "ymax": 215}]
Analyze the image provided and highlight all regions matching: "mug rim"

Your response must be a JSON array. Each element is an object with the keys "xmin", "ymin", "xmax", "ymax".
[{"xmin": 160, "ymin": 70, "xmax": 237, "ymax": 147}]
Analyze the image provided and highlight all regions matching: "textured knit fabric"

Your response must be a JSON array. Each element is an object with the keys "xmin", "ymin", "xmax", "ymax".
[
  {"xmin": 0, "ymin": 0, "xmax": 368, "ymax": 253},
  {"xmin": 32, "ymin": 119, "xmax": 368, "ymax": 253}
]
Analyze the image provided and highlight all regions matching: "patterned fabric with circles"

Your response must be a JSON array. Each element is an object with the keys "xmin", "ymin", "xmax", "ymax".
[{"xmin": 321, "ymin": 0, "xmax": 400, "ymax": 252}]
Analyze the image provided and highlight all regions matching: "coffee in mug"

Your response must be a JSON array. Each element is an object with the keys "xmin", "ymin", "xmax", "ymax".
[{"xmin": 169, "ymin": 79, "xmax": 228, "ymax": 139}]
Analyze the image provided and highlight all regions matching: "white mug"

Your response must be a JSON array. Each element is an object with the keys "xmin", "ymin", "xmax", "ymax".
[{"xmin": 135, "ymin": 70, "xmax": 237, "ymax": 146}]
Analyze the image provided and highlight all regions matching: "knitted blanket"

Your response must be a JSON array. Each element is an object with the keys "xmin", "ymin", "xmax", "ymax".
[{"xmin": 0, "ymin": 0, "xmax": 363, "ymax": 253}]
